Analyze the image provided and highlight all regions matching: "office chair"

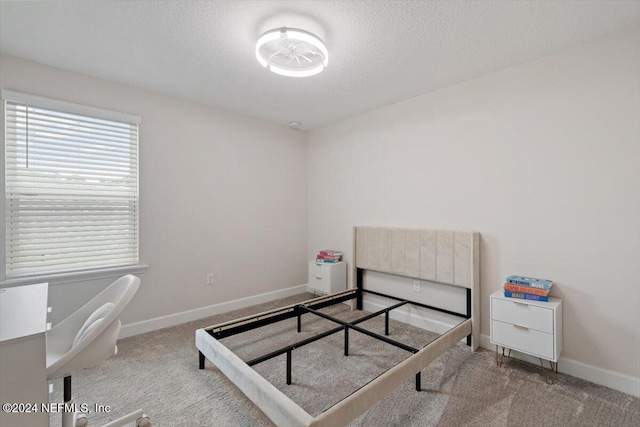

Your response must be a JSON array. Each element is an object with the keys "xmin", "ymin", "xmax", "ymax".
[{"xmin": 46, "ymin": 274, "xmax": 150, "ymax": 427}]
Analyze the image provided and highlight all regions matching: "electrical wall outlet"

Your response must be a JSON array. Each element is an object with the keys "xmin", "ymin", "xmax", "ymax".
[
  {"xmin": 413, "ymin": 280, "xmax": 421, "ymax": 293},
  {"xmin": 206, "ymin": 273, "xmax": 215, "ymax": 285}
]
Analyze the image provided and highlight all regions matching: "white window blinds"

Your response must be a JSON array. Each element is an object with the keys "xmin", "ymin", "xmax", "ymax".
[{"xmin": 3, "ymin": 91, "xmax": 140, "ymax": 279}]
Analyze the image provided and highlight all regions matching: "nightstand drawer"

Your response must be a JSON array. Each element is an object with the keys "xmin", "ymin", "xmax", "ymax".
[
  {"xmin": 492, "ymin": 320, "xmax": 554, "ymax": 360},
  {"xmin": 308, "ymin": 261, "xmax": 347, "ymax": 295},
  {"xmin": 308, "ymin": 269, "xmax": 331, "ymax": 293},
  {"xmin": 492, "ymin": 297, "xmax": 553, "ymax": 333},
  {"xmin": 309, "ymin": 262, "xmax": 328, "ymax": 279}
]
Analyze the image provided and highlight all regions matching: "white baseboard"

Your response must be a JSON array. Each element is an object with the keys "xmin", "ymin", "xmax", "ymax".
[
  {"xmin": 479, "ymin": 335, "xmax": 640, "ymax": 397},
  {"xmin": 364, "ymin": 300, "xmax": 640, "ymax": 398},
  {"xmin": 120, "ymin": 284, "xmax": 308, "ymax": 339}
]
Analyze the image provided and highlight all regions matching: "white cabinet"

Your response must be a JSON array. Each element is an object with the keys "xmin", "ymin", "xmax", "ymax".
[
  {"xmin": 308, "ymin": 261, "xmax": 347, "ymax": 295},
  {"xmin": 490, "ymin": 290, "xmax": 562, "ymax": 363}
]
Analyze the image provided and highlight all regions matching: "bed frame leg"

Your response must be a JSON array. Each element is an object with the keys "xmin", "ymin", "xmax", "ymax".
[
  {"xmin": 199, "ymin": 351, "xmax": 205, "ymax": 369},
  {"xmin": 286, "ymin": 349, "xmax": 292, "ymax": 385},
  {"xmin": 356, "ymin": 268, "xmax": 363, "ymax": 310},
  {"xmin": 466, "ymin": 288, "xmax": 472, "ymax": 347},
  {"xmin": 385, "ymin": 311, "xmax": 390, "ymax": 336},
  {"xmin": 297, "ymin": 306, "xmax": 302, "ymax": 333},
  {"xmin": 344, "ymin": 326, "xmax": 349, "ymax": 356},
  {"xmin": 415, "ymin": 372, "xmax": 421, "ymax": 391}
]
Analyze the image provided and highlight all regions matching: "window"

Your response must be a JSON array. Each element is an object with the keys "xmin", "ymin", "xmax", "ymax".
[{"xmin": 3, "ymin": 91, "xmax": 140, "ymax": 279}]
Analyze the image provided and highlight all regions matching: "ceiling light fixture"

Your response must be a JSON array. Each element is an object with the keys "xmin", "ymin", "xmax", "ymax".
[{"xmin": 255, "ymin": 27, "xmax": 328, "ymax": 77}]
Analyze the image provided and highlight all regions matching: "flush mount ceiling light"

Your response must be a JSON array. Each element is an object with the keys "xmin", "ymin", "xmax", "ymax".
[{"xmin": 255, "ymin": 27, "xmax": 328, "ymax": 77}]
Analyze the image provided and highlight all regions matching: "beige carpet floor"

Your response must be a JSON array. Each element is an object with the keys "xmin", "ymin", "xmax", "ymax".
[{"xmin": 50, "ymin": 293, "xmax": 639, "ymax": 427}]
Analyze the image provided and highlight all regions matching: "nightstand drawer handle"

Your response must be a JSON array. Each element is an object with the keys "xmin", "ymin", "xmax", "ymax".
[
  {"xmin": 512, "ymin": 301, "xmax": 528, "ymax": 306},
  {"xmin": 316, "ymin": 276, "xmax": 322, "ymax": 279},
  {"xmin": 513, "ymin": 324, "xmax": 529, "ymax": 331}
]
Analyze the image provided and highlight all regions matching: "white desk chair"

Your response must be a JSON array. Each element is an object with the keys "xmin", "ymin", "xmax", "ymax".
[{"xmin": 46, "ymin": 275, "xmax": 150, "ymax": 427}]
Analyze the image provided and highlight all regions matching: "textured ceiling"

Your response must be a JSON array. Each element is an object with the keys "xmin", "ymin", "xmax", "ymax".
[{"xmin": 1, "ymin": 1, "xmax": 639, "ymax": 130}]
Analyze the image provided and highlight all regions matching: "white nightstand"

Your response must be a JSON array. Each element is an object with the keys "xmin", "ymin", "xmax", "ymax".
[
  {"xmin": 490, "ymin": 289, "xmax": 563, "ymax": 381},
  {"xmin": 308, "ymin": 261, "xmax": 347, "ymax": 295}
]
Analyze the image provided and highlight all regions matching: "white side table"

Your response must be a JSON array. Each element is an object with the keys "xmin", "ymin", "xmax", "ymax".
[
  {"xmin": 490, "ymin": 289, "xmax": 563, "ymax": 382},
  {"xmin": 308, "ymin": 261, "xmax": 347, "ymax": 295}
]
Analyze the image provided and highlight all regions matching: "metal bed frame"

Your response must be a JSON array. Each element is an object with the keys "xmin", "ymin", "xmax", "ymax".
[
  {"xmin": 200, "ymin": 281, "xmax": 471, "ymax": 390},
  {"xmin": 196, "ymin": 227, "xmax": 479, "ymax": 427}
]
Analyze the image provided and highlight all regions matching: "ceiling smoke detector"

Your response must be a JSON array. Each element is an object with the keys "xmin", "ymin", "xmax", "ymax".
[{"xmin": 255, "ymin": 27, "xmax": 328, "ymax": 77}]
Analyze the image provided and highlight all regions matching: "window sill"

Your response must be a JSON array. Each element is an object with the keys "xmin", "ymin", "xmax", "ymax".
[{"xmin": 0, "ymin": 264, "xmax": 149, "ymax": 288}]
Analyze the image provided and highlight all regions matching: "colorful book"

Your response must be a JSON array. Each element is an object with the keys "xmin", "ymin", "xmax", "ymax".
[
  {"xmin": 504, "ymin": 291, "xmax": 549, "ymax": 302},
  {"xmin": 319, "ymin": 250, "xmax": 343, "ymax": 256},
  {"xmin": 506, "ymin": 275, "xmax": 553, "ymax": 290},
  {"xmin": 504, "ymin": 283, "xmax": 550, "ymax": 297},
  {"xmin": 317, "ymin": 254, "xmax": 341, "ymax": 260}
]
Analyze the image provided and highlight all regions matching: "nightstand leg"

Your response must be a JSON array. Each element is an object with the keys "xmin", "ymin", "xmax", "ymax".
[
  {"xmin": 539, "ymin": 358, "xmax": 557, "ymax": 384},
  {"xmin": 496, "ymin": 345, "xmax": 508, "ymax": 367},
  {"xmin": 496, "ymin": 345, "xmax": 511, "ymax": 367}
]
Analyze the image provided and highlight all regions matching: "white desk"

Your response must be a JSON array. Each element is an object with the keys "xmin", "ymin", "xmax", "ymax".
[{"xmin": 0, "ymin": 283, "xmax": 49, "ymax": 427}]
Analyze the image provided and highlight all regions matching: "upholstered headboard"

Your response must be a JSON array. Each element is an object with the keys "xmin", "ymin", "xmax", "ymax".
[{"xmin": 354, "ymin": 226, "xmax": 480, "ymax": 349}]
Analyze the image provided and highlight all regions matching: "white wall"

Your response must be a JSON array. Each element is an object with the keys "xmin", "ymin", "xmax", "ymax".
[
  {"xmin": 0, "ymin": 54, "xmax": 308, "ymax": 326},
  {"xmin": 307, "ymin": 29, "xmax": 640, "ymax": 380}
]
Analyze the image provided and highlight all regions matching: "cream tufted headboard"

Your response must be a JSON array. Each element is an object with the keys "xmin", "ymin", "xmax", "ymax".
[{"xmin": 354, "ymin": 226, "xmax": 480, "ymax": 350}]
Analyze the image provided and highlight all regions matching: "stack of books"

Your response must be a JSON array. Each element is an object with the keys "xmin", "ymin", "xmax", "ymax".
[
  {"xmin": 504, "ymin": 275, "xmax": 553, "ymax": 302},
  {"xmin": 315, "ymin": 250, "xmax": 343, "ymax": 263}
]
